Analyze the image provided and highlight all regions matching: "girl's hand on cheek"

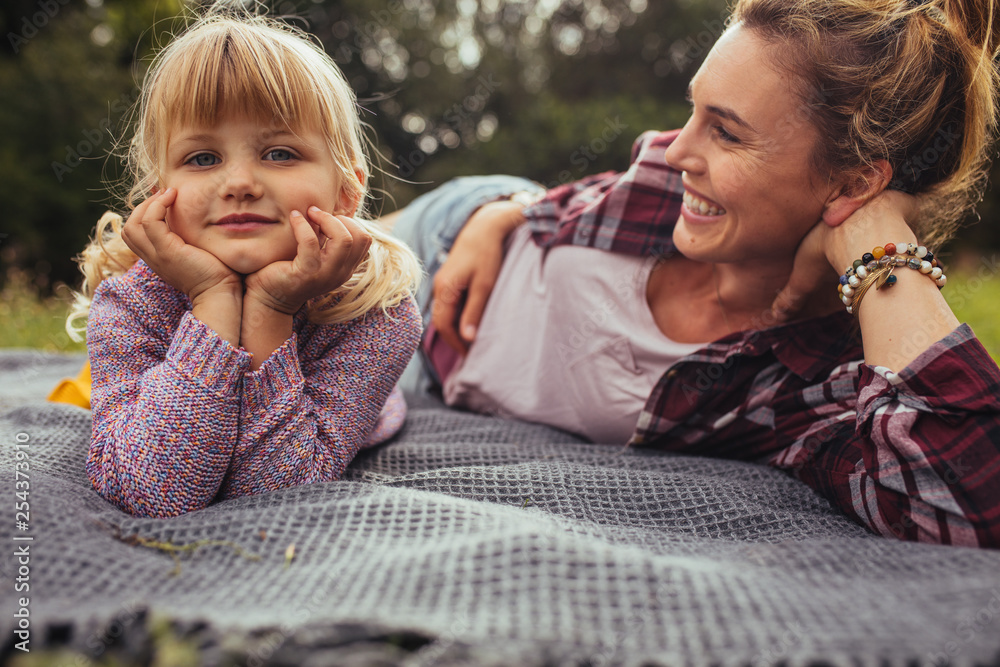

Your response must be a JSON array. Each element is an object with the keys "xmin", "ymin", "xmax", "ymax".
[
  {"xmin": 122, "ymin": 188, "xmax": 242, "ymax": 304},
  {"xmin": 244, "ymin": 207, "xmax": 373, "ymax": 315}
]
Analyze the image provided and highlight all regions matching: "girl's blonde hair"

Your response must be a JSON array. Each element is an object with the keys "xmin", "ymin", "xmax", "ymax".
[
  {"xmin": 733, "ymin": 0, "xmax": 1000, "ymax": 249},
  {"xmin": 68, "ymin": 7, "xmax": 420, "ymax": 339}
]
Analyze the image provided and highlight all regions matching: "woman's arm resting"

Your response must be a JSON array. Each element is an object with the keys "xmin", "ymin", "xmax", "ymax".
[
  {"xmin": 772, "ymin": 192, "xmax": 1000, "ymax": 546},
  {"xmin": 431, "ymin": 200, "xmax": 527, "ymax": 354},
  {"xmin": 777, "ymin": 330, "xmax": 1000, "ymax": 547}
]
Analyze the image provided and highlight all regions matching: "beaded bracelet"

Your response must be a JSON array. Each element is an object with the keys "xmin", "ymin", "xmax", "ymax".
[{"xmin": 837, "ymin": 242, "xmax": 947, "ymax": 315}]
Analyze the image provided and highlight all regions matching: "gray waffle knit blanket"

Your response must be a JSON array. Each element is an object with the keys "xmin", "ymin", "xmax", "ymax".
[{"xmin": 1, "ymin": 350, "xmax": 999, "ymax": 666}]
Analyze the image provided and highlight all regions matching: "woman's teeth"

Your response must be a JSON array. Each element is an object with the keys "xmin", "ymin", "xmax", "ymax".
[{"xmin": 683, "ymin": 191, "xmax": 726, "ymax": 216}]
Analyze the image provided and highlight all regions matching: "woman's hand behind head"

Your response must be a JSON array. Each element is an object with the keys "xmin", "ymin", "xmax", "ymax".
[{"xmin": 771, "ymin": 190, "xmax": 921, "ymax": 323}]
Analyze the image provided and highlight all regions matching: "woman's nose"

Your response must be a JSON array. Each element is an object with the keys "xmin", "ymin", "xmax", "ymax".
[{"xmin": 664, "ymin": 116, "xmax": 706, "ymax": 175}]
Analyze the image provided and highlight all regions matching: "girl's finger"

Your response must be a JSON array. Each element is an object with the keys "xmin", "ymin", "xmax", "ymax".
[
  {"xmin": 122, "ymin": 189, "xmax": 160, "ymax": 232},
  {"xmin": 308, "ymin": 207, "xmax": 352, "ymax": 253},
  {"xmin": 334, "ymin": 213, "xmax": 372, "ymax": 249},
  {"xmin": 320, "ymin": 211, "xmax": 371, "ymax": 267},
  {"xmin": 144, "ymin": 187, "xmax": 177, "ymax": 223},
  {"xmin": 140, "ymin": 188, "xmax": 179, "ymax": 251},
  {"xmin": 121, "ymin": 218, "xmax": 151, "ymax": 258},
  {"xmin": 290, "ymin": 209, "xmax": 321, "ymax": 248},
  {"xmin": 345, "ymin": 216, "xmax": 373, "ymax": 268},
  {"xmin": 122, "ymin": 191, "xmax": 166, "ymax": 258},
  {"xmin": 290, "ymin": 210, "xmax": 324, "ymax": 271}
]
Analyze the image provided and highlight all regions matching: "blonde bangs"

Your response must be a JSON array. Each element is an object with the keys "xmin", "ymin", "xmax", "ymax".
[
  {"xmin": 145, "ymin": 21, "xmax": 330, "ymax": 147},
  {"xmin": 129, "ymin": 13, "xmax": 370, "ymax": 208}
]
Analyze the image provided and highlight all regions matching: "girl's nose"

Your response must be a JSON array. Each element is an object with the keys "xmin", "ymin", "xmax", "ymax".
[
  {"xmin": 219, "ymin": 161, "xmax": 263, "ymax": 201},
  {"xmin": 664, "ymin": 116, "xmax": 707, "ymax": 176}
]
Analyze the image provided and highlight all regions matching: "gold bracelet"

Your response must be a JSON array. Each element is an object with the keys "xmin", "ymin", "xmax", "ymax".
[{"xmin": 846, "ymin": 265, "xmax": 895, "ymax": 316}]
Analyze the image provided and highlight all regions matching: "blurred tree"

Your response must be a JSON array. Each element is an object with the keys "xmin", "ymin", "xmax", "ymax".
[
  {"xmin": 0, "ymin": 0, "xmax": 184, "ymax": 290},
  {"xmin": 0, "ymin": 0, "xmax": 995, "ymax": 293},
  {"xmin": 305, "ymin": 0, "xmax": 725, "ymax": 204}
]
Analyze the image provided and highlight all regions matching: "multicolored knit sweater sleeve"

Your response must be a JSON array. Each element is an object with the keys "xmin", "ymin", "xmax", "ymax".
[{"xmin": 86, "ymin": 261, "xmax": 422, "ymax": 518}]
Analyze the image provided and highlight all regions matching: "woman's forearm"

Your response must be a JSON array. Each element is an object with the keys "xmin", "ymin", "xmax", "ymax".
[
  {"xmin": 853, "ymin": 267, "xmax": 960, "ymax": 370},
  {"xmin": 827, "ymin": 206, "xmax": 959, "ymax": 371}
]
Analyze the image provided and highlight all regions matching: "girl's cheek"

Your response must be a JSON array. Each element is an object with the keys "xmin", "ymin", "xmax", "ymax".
[{"xmin": 165, "ymin": 190, "xmax": 189, "ymax": 219}]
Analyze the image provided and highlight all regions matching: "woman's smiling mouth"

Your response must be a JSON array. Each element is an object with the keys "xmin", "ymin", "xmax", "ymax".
[{"xmin": 682, "ymin": 190, "xmax": 727, "ymax": 217}]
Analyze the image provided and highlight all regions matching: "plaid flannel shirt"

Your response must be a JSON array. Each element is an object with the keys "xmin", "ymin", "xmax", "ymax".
[{"xmin": 522, "ymin": 130, "xmax": 1000, "ymax": 548}]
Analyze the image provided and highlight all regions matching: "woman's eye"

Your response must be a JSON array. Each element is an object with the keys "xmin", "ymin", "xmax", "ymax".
[
  {"xmin": 188, "ymin": 153, "xmax": 219, "ymax": 167},
  {"xmin": 714, "ymin": 125, "xmax": 740, "ymax": 144},
  {"xmin": 264, "ymin": 149, "xmax": 295, "ymax": 162}
]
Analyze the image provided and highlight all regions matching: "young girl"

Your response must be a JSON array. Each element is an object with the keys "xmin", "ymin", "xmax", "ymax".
[{"xmin": 67, "ymin": 10, "xmax": 423, "ymax": 518}]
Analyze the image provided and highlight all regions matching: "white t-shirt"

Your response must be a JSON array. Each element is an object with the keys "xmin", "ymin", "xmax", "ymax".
[{"xmin": 443, "ymin": 226, "xmax": 702, "ymax": 444}]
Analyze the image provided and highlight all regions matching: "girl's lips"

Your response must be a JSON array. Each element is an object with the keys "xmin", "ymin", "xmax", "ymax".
[
  {"xmin": 215, "ymin": 221, "xmax": 272, "ymax": 231},
  {"xmin": 213, "ymin": 213, "xmax": 277, "ymax": 231}
]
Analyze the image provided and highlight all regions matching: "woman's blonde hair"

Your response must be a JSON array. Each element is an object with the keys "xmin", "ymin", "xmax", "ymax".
[
  {"xmin": 732, "ymin": 0, "xmax": 1000, "ymax": 249},
  {"xmin": 68, "ymin": 6, "xmax": 420, "ymax": 339}
]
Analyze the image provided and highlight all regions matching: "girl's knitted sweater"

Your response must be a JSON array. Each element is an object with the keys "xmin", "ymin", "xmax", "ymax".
[{"xmin": 86, "ymin": 260, "xmax": 422, "ymax": 518}]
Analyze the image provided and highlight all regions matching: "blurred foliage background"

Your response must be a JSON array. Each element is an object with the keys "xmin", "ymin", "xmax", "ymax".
[
  {"xmin": 0, "ymin": 0, "xmax": 707, "ymax": 292},
  {"xmin": 0, "ymin": 0, "xmax": 997, "ymax": 354}
]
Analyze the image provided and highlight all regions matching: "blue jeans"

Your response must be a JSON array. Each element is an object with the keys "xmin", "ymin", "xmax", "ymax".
[{"xmin": 391, "ymin": 175, "xmax": 543, "ymax": 398}]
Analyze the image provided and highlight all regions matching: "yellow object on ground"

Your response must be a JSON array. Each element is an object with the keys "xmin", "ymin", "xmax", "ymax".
[{"xmin": 47, "ymin": 362, "xmax": 91, "ymax": 409}]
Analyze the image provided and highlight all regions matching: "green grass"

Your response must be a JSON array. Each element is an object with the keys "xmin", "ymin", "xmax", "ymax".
[
  {"xmin": 943, "ymin": 266, "xmax": 1000, "ymax": 365},
  {"xmin": 0, "ymin": 270, "xmax": 86, "ymax": 353},
  {"xmin": 1, "ymin": 267, "xmax": 997, "ymax": 363}
]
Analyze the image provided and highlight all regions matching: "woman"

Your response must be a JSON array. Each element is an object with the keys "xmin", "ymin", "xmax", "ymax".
[{"xmin": 391, "ymin": 0, "xmax": 1000, "ymax": 547}]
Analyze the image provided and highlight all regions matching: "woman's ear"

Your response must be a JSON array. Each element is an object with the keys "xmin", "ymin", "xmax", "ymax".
[
  {"xmin": 821, "ymin": 160, "xmax": 892, "ymax": 227},
  {"xmin": 336, "ymin": 168, "xmax": 367, "ymax": 216}
]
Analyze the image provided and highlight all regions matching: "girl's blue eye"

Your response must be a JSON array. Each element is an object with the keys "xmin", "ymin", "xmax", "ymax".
[
  {"xmin": 189, "ymin": 153, "xmax": 219, "ymax": 167},
  {"xmin": 264, "ymin": 149, "xmax": 294, "ymax": 162}
]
